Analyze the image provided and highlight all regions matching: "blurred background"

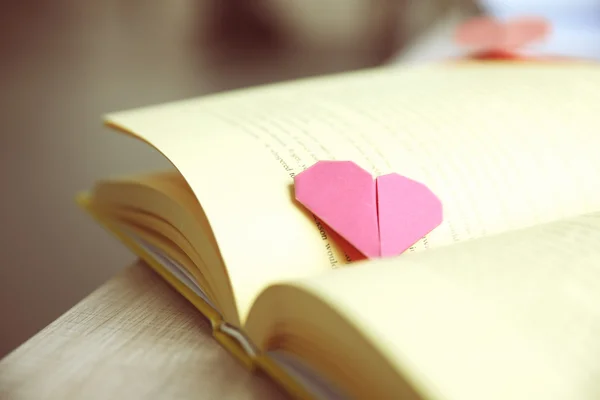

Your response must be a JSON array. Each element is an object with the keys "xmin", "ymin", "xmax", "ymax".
[{"xmin": 3, "ymin": 0, "xmax": 597, "ymax": 358}]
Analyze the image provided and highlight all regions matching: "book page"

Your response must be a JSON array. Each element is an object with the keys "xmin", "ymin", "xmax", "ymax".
[
  {"xmin": 293, "ymin": 211, "xmax": 600, "ymax": 400},
  {"xmin": 105, "ymin": 62, "xmax": 600, "ymax": 322}
]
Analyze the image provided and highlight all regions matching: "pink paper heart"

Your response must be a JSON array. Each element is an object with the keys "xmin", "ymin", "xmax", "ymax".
[
  {"xmin": 455, "ymin": 16, "xmax": 550, "ymax": 52},
  {"xmin": 294, "ymin": 161, "xmax": 443, "ymax": 259}
]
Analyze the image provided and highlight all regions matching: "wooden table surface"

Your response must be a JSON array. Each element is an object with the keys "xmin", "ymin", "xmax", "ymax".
[{"xmin": 0, "ymin": 260, "xmax": 288, "ymax": 400}]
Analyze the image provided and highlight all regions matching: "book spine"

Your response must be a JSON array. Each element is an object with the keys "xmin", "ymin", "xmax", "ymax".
[{"xmin": 77, "ymin": 193, "xmax": 325, "ymax": 399}]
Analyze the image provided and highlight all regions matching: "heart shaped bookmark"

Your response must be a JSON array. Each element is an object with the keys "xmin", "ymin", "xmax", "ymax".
[{"xmin": 294, "ymin": 161, "xmax": 443, "ymax": 259}]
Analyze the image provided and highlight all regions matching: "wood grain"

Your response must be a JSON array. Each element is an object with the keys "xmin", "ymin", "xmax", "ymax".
[{"xmin": 0, "ymin": 261, "xmax": 287, "ymax": 400}]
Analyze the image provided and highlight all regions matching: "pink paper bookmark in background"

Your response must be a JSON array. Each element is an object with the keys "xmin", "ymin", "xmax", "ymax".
[
  {"xmin": 294, "ymin": 161, "xmax": 443, "ymax": 259},
  {"xmin": 454, "ymin": 16, "xmax": 550, "ymax": 54}
]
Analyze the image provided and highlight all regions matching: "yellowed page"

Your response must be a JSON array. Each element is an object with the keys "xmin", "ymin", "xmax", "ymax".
[
  {"xmin": 290, "ymin": 212, "xmax": 600, "ymax": 400},
  {"xmin": 105, "ymin": 62, "xmax": 600, "ymax": 323}
]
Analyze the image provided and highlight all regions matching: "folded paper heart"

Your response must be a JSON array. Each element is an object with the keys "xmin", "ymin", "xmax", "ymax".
[
  {"xmin": 454, "ymin": 16, "xmax": 550, "ymax": 53},
  {"xmin": 294, "ymin": 161, "xmax": 443, "ymax": 259}
]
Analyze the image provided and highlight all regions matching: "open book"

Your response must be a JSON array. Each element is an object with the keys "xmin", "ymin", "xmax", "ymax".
[{"xmin": 79, "ymin": 62, "xmax": 600, "ymax": 400}]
